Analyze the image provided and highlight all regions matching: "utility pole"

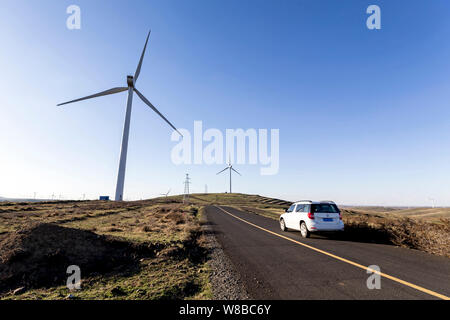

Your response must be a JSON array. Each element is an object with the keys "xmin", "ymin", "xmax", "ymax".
[{"xmin": 183, "ymin": 174, "xmax": 191, "ymax": 203}]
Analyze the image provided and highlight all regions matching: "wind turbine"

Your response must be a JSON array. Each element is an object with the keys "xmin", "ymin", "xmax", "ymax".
[
  {"xmin": 216, "ymin": 158, "xmax": 241, "ymax": 193},
  {"xmin": 428, "ymin": 197, "xmax": 436, "ymax": 208},
  {"xmin": 160, "ymin": 189, "xmax": 171, "ymax": 197},
  {"xmin": 57, "ymin": 30, "xmax": 182, "ymax": 201}
]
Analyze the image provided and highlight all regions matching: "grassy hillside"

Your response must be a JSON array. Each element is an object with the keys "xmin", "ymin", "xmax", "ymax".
[
  {"xmin": 0, "ymin": 199, "xmax": 211, "ymax": 300},
  {"xmin": 0, "ymin": 193, "xmax": 448, "ymax": 300},
  {"xmin": 343, "ymin": 206, "xmax": 450, "ymax": 222}
]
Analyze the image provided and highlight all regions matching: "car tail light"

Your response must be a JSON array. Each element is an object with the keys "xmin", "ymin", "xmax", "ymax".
[
  {"xmin": 339, "ymin": 212, "xmax": 342, "ymax": 220},
  {"xmin": 307, "ymin": 212, "xmax": 314, "ymax": 219}
]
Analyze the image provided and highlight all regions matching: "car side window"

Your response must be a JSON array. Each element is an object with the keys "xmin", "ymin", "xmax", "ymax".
[
  {"xmin": 295, "ymin": 204, "xmax": 304, "ymax": 212},
  {"xmin": 287, "ymin": 205, "xmax": 295, "ymax": 212},
  {"xmin": 303, "ymin": 204, "xmax": 310, "ymax": 212}
]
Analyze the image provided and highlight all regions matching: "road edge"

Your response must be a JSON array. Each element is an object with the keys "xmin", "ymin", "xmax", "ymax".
[{"xmin": 200, "ymin": 206, "xmax": 251, "ymax": 300}]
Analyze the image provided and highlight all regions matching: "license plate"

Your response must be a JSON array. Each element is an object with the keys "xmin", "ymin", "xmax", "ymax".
[{"xmin": 323, "ymin": 218, "xmax": 333, "ymax": 222}]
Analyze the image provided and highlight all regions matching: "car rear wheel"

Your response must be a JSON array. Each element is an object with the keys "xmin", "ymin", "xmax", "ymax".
[
  {"xmin": 280, "ymin": 218, "xmax": 287, "ymax": 231},
  {"xmin": 300, "ymin": 222, "xmax": 310, "ymax": 238}
]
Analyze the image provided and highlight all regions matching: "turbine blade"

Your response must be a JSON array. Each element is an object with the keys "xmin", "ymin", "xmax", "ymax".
[
  {"xmin": 216, "ymin": 167, "xmax": 228, "ymax": 175},
  {"xmin": 57, "ymin": 87, "xmax": 128, "ymax": 106},
  {"xmin": 231, "ymin": 167, "xmax": 241, "ymax": 176},
  {"xmin": 134, "ymin": 88, "xmax": 183, "ymax": 137},
  {"xmin": 134, "ymin": 30, "xmax": 151, "ymax": 82}
]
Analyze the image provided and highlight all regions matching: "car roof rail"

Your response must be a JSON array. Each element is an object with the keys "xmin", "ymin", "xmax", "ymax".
[{"xmin": 295, "ymin": 200, "xmax": 312, "ymax": 203}]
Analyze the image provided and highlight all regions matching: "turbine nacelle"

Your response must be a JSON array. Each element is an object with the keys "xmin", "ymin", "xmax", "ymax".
[{"xmin": 127, "ymin": 75, "xmax": 135, "ymax": 88}]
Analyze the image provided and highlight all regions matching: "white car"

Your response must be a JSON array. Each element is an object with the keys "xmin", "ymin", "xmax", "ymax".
[{"xmin": 279, "ymin": 200, "xmax": 344, "ymax": 238}]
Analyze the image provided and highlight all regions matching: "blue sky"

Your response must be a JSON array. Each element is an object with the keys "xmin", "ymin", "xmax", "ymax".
[{"xmin": 1, "ymin": 0, "xmax": 450, "ymax": 205}]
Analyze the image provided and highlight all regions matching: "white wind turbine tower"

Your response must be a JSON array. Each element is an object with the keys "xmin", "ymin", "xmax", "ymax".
[
  {"xmin": 428, "ymin": 198, "xmax": 436, "ymax": 208},
  {"xmin": 216, "ymin": 158, "xmax": 241, "ymax": 194},
  {"xmin": 57, "ymin": 31, "xmax": 182, "ymax": 201}
]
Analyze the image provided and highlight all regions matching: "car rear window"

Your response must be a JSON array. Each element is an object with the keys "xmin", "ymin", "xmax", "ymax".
[{"xmin": 311, "ymin": 203, "xmax": 340, "ymax": 213}]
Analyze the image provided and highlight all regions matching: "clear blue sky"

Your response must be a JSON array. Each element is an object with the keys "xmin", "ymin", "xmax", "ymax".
[{"xmin": 1, "ymin": 0, "xmax": 450, "ymax": 205}]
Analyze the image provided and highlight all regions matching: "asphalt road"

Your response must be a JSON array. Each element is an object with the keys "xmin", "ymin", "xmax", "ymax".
[{"xmin": 205, "ymin": 205, "xmax": 450, "ymax": 300}]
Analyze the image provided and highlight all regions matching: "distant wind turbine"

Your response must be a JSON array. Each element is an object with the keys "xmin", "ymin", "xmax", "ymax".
[
  {"xmin": 428, "ymin": 198, "xmax": 436, "ymax": 208},
  {"xmin": 57, "ymin": 30, "xmax": 182, "ymax": 201},
  {"xmin": 160, "ymin": 189, "xmax": 171, "ymax": 197},
  {"xmin": 216, "ymin": 158, "xmax": 241, "ymax": 193}
]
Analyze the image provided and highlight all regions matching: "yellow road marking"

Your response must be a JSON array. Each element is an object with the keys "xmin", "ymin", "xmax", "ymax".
[{"xmin": 214, "ymin": 206, "xmax": 449, "ymax": 300}]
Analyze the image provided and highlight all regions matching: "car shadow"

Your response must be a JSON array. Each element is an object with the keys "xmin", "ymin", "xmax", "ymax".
[{"xmin": 286, "ymin": 227, "xmax": 392, "ymax": 246}]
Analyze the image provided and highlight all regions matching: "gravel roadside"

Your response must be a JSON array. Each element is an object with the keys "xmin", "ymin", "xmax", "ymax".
[{"xmin": 201, "ymin": 219, "xmax": 251, "ymax": 300}]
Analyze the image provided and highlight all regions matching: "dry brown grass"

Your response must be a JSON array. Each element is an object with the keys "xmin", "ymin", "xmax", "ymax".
[
  {"xmin": 0, "ymin": 199, "xmax": 212, "ymax": 300},
  {"xmin": 342, "ymin": 206, "xmax": 450, "ymax": 222},
  {"xmin": 342, "ymin": 210, "xmax": 450, "ymax": 257}
]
